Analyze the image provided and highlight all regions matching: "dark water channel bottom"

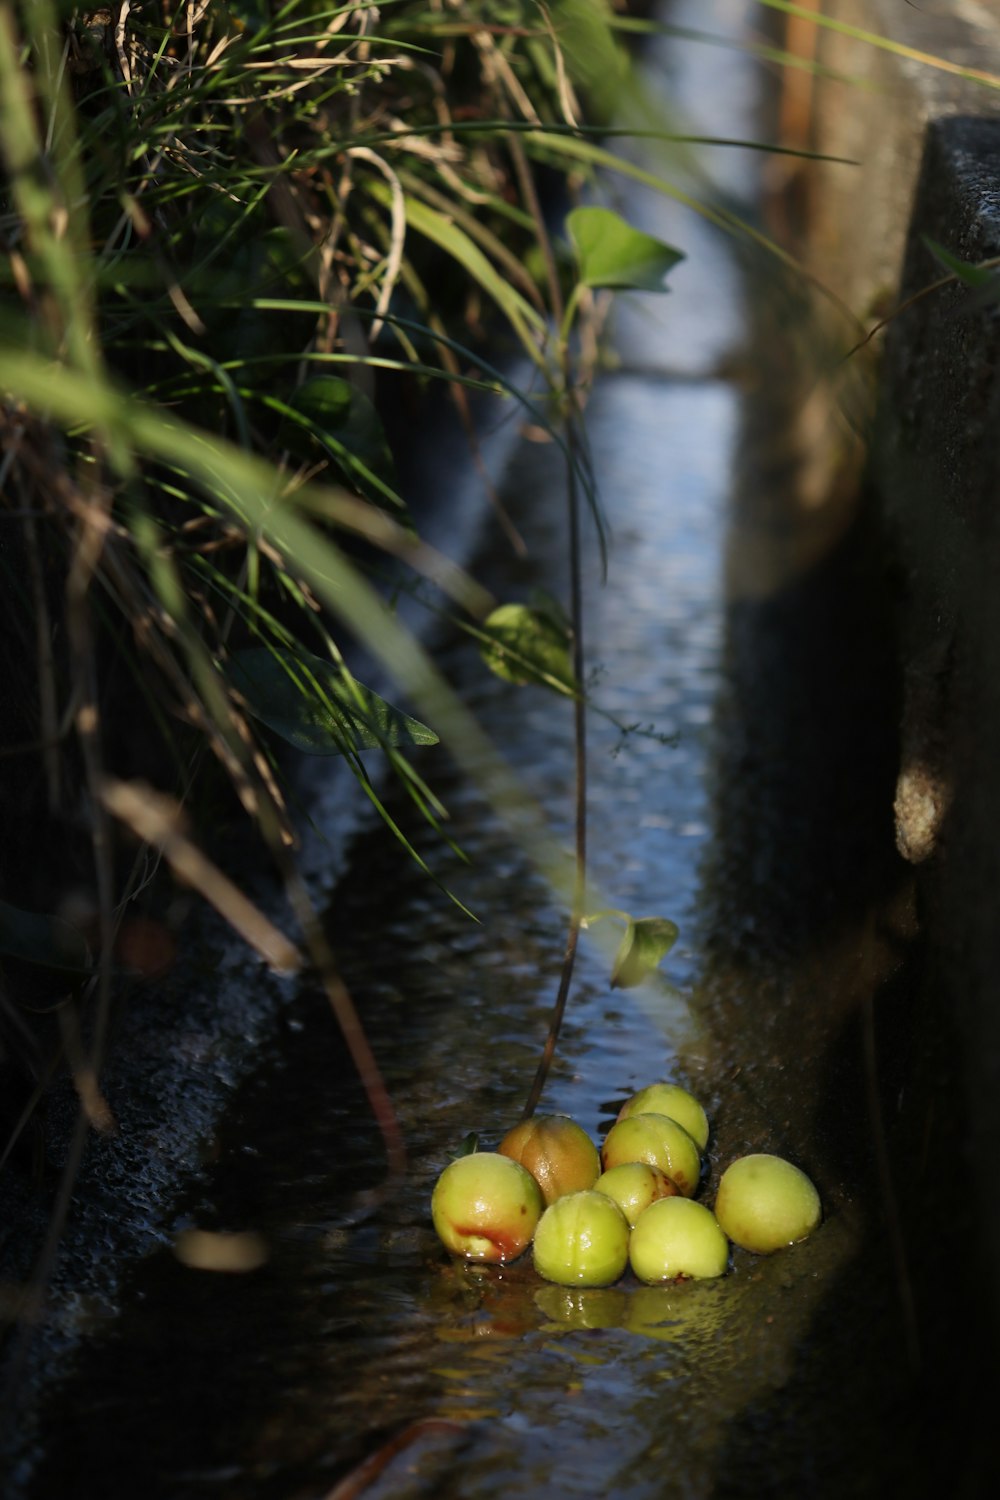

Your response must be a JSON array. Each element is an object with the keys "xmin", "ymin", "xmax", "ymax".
[{"xmin": 16, "ymin": 337, "xmax": 991, "ymax": 1497}]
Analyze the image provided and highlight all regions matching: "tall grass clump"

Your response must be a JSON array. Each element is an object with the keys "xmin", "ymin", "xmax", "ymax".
[{"xmin": 0, "ymin": 0, "xmax": 693, "ymax": 1254}]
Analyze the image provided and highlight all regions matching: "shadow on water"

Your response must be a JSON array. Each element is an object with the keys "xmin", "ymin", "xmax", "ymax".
[{"xmin": 696, "ymin": 257, "xmax": 991, "ymax": 1498}]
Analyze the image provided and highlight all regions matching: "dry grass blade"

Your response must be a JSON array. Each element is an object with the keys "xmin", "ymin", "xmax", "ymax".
[
  {"xmin": 276, "ymin": 860, "xmax": 407, "ymax": 1185},
  {"xmin": 345, "ymin": 146, "xmax": 406, "ymax": 343},
  {"xmin": 57, "ymin": 999, "xmax": 117, "ymax": 1136},
  {"xmin": 99, "ymin": 778, "xmax": 303, "ymax": 974}
]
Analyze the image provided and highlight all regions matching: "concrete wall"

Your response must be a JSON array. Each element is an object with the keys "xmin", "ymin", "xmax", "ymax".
[
  {"xmin": 768, "ymin": 0, "xmax": 998, "ymax": 303},
  {"xmin": 774, "ymin": 0, "xmax": 1000, "ymax": 1311}
]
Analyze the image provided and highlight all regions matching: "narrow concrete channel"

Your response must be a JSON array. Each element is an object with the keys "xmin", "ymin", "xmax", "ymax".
[{"xmin": 2, "ymin": 4, "xmax": 992, "ymax": 1497}]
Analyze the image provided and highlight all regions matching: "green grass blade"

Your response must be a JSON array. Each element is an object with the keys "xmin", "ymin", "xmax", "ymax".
[{"xmin": 755, "ymin": 0, "xmax": 1000, "ymax": 91}]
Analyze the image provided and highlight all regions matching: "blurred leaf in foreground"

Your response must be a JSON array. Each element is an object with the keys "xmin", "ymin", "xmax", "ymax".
[
  {"xmin": 479, "ymin": 603, "xmax": 576, "ymax": 692},
  {"xmin": 278, "ymin": 376, "xmax": 412, "ymax": 529},
  {"xmin": 228, "ymin": 646, "xmax": 439, "ymax": 755},
  {"xmin": 611, "ymin": 916, "xmax": 680, "ymax": 989},
  {"xmin": 0, "ymin": 899, "xmax": 93, "ymax": 976},
  {"xmin": 173, "ymin": 1229, "xmax": 269, "ymax": 1273}
]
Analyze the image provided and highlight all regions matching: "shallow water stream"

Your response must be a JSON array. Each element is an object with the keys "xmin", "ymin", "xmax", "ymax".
[{"xmin": 6, "ymin": 5, "xmax": 991, "ymax": 1497}]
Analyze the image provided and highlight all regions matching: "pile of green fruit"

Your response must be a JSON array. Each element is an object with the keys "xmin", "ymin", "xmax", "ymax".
[{"xmin": 431, "ymin": 1082, "xmax": 821, "ymax": 1286}]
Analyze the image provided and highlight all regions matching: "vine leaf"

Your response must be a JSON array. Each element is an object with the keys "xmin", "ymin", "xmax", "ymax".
[
  {"xmin": 227, "ymin": 647, "xmax": 438, "ymax": 755},
  {"xmin": 278, "ymin": 375, "xmax": 412, "ymax": 529},
  {"xmin": 610, "ymin": 917, "xmax": 679, "ymax": 989},
  {"xmin": 583, "ymin": 909, "xmax": 680, "ymax": 989},
  {"xmin": 451, "ymin": 1131, "xmax": 479, "ymax": 1159},
  {"xmin": 479, "ymin": 602, "xmax": 576, "ymax": 692},
  {"xmin": 567, "ymin": 206, "xmax": 684, "ymax": 292},
  {"xmin": 0, "ymin": 898, "xmax": 93, "ymax": 976}
]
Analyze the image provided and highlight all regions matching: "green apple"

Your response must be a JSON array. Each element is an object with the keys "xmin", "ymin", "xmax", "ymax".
[
  {"xmin": 431, "ymin": 1151, "xmax": 544, "ymax": 1263},
  {"xmin": 600, "ymin": 1112, "xmax": 702, "ymax": 1197},
  {"xmin": 498, "ymin": 1114, "xmax": 600, "ymax": 1205},
  {"xmin": 616, "ymin": 1082, "xmax": 710, "ymax": 1151},
  {"xmin": 713, "ymin": 1153, "xmax": 821, "ymax": 1254},
  {"xmin": 532, "ymin": 1189, "xmax": 631, "ymax": 1287},
  {"xmin": 629, "ymin": 1197, "xmax": 730, "ymax": 1283},
  {"xmin": 593, "ymin": 1161, "xmax": 679, "ymax": 1227}
]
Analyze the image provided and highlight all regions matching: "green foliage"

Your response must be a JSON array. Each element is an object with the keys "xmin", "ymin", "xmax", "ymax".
[
  {"xmin": 0, "ymin": 0, "xmax": 843, "ymax": 1002},
  {"xmin": 0, "ymin": 900, "xmax": 93, "ymax": 978},
  {"xmin": 276, "ymin": 375, "xmax": 412, "ymax": 527},
  {"xmin": 3, "ymin": 0, "xmax": 787, "ymax": 1145},
  {"xmin": 479, "ymin": 602, "xmax": 576, "ymax": 693},
  {"xmin": 566, "ymin": 206, "xmax": 684, "ymax": 292},
  {"xmin": 228, "ymin": 646, "xmax": 438, "ymax": 755},
  {"xmin": 923, "ymin": 236, "xmax": 1000, "ymax": 307},
  {"xmin": 551, "ymin": 0, "xmax": 631, "ymax": 123},
  {"xmin": 452, "ymin": 1131, "xmax": 480, "ymax": 1159},
  {"xmin": 583, "ymin": 911, "xmax": 680, "ymax": 989}
]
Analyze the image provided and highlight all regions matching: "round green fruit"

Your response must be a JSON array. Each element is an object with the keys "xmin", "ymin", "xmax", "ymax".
[
  {"xmin": 532, "ymin": 1189, "xmax": 631, "ymax": 1287},
  {"xmin": 616, "ymin": 1082, "xmax": 710, "ymax": 1152},
  {"xmin": 714, "ymin": 1153, "xmax": 821, "ymax": 1255},
  {"xmin": 600, "ymin": 1112, "xmax": 702, "ymax": 1197},
  {"xmin": 593, "ymin": 1161, "xmax": 680, "ymax": 1227},
  {"xmin": 629, "ymin": 1197, "xmax": 730, "ymax": 1283},
  {"xmin": 431, "ymin": 1151, "xmax": 544, "ymax": 1264},
  {"xmin": 498, "ymin": 1114, "xmax": 600, "ymax": 1205}
]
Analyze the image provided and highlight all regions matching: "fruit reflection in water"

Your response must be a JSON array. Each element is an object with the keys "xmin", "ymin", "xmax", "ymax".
[{"xmin": 534, "ymin": 1284, "xmax": 629, "ymax": 1331}]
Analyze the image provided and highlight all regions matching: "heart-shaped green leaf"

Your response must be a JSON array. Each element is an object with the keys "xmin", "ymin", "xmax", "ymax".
[
  {"xmin": 567, "ymin": 206, "xmax": 684, "ymax": 293},
  {"xmin": 228, "ymin": 647, "xmax": 438, "ymax": 755},
  {"xmin": 0, "ymin": 898, "xmax": 93, "ymax": 976},
  {"xmin": 610, "ymin": 916, "xmax": 680, "ymax": 989}
]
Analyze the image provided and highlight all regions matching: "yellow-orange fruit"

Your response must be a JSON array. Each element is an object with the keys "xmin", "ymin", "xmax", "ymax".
[{"xmin": 498, "ymin": 1114, "xmax": 600, "ymax": 1205}]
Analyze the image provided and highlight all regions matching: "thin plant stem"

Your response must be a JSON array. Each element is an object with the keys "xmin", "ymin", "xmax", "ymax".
[
  {"xmin": 280, "ymin": 857, "xmax": 408, "ymax": 1186},
  {"xmin": 505, "ymin": 129, "xmax": 590, "ymax": 1120},
  {"xmin": 521, "ymin": 419, "xmax": 587, "ymax": 1120}
]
